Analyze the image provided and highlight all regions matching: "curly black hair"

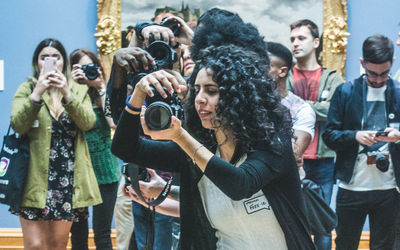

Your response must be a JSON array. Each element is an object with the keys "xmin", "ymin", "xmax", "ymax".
[
  {"xmin": 185, "ymin": 45, "xmax": 292, "ymax": 152},
  {"xmin": 191, "ymin": 8, "xmax": 269, "ymax": 67}
]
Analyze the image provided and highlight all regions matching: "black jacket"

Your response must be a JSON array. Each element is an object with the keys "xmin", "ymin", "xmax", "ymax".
[
  {"xmin": 112, "ymin": 110, "xmax": 315, "ymax": 250},
  {"xmin": 322, "ymin": 75, "xmax": 400, "ymax": 186}
]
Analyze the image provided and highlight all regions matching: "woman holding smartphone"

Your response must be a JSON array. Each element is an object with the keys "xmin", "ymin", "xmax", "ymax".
[
  {"xmin": 112, "ymin": 45, "xmax": 315, "ymax": 249},
  {"xmin": 69, "ymin": 49, "xmax": 120, "ymax": 250},
  {"xmin": 11, "ymin": 38, "xmax": 101, "ymax": 250}
]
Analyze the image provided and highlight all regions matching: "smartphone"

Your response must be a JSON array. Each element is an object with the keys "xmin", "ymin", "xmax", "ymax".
[
  {"xmin": 43, "ymin": 57, "xmax": 57, "ymax": 74},
  {"xmin": 376, "ymin": 131, "xmax": 389, "ymax": 136}
]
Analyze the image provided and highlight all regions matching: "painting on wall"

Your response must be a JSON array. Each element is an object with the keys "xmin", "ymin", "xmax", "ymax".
[{"xmin": 121, "ymin": 0, "xmax": 323, "ymax": 49}]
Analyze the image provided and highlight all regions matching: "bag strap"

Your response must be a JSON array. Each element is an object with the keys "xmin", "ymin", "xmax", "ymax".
[{"xmin": 6, "ymin": 124, "xmax": 12, "ymax": 136}]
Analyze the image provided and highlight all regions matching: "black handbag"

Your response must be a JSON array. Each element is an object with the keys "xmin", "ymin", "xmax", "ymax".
[
  {"xmin": 301, "ymin": 179, "xmax": 338, "ymax": 235},
  {"xmin": 0, "ymin": 124, "xmax": 30, "ymax": 211}
]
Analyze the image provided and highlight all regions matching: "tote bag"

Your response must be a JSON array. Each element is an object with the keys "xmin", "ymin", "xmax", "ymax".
[
  {"xmin": 302, "ymin": 179, "xmax": 338, "ymax": 235},
  {"xmin": 0, "ymin": 125, "xmax": 30, "ymax": 211}
]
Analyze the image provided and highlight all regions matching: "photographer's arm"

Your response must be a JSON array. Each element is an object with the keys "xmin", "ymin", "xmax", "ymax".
[
  {"xmin": 111, "ymin": 70, "xmax": 188, "ymax": 170},
  {"xmin": 107, "ymin": 47, "xmax": 156, "ymax": 122},
  {"xmin": 166, "ymin": 126, "xmax": 295, "ymax": 201},
  {"xmin": 138, "ymin": 169, "xmax": 181, "ymax": 201},
  {"xmin": 123, "ymin": 185, "xmax": 180, "ymax": 217}
]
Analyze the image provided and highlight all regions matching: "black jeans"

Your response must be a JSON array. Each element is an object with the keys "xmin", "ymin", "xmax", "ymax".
[
  {"xmin": 70, "ymin": 218, "xmax": 89, "ymax": 250},
  {"xmin": 335, "ymin": 188, "xmax": 399, "ymax": 250},
  {"xmin": 93, "ymin": 182, "xmax": 119, "ymax": 250},
  {"xmin": 70, "ymin": 182, "xmax": 118, "ymax": 250}
]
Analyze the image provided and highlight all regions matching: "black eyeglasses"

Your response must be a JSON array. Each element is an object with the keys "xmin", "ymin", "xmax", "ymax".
[{"xmin": 365, "ymin": 69, "xmax": 390, "ymax": 79}]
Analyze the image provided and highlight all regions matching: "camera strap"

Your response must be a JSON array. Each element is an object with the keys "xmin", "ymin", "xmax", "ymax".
[{"xmin": 124, "ymin": 163, "xmax": 173, "ymax": 206}]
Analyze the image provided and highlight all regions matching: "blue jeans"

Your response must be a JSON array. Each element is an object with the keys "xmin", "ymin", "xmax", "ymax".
[
  {"xmin": 132, "ymin": 201, "xmax": 173, "ymax": 250},
  {"xmin": 303, "ymin": 158, "xmax": 335, "ymax": 250}
]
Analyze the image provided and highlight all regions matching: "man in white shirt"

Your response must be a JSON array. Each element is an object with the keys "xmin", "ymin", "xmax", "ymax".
[
  {"xmin": 323, "ymin": 34, "xmax": 400, "ymax": 250},
  {"xmin": 267, "ymin": 42, "xmax": 316, "ymax": 177}
]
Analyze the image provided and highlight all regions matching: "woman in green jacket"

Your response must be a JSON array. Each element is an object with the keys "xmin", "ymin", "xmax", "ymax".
[{"xmin": 11, "ymin": 38, "xmax": 102, "ymax": 250}]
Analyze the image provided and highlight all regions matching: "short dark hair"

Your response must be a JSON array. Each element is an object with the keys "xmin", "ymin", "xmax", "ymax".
[
  {"xmin": 362, "ymin": 34, "xmax": 394, "ymax": 64},
  {"xmin": 266, "ymin": 42, "xmax": 293, "ymax": 71},
  {"xmin": 290, "ymin": 19, "xmax": 319, "ymax": 39},
  {"xmin": 32, "ymin": 38, "xmax": 69, "ymax": 79}
]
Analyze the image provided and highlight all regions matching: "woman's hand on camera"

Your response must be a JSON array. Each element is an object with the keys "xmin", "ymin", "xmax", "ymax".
[
  {"xmin": 164, "ymin": 16, "xmax": 194, "ymax": 46},
  {"xmin": 127, "ymin": 69, "xmax": 186, "ymax": 114},
  {"xmin": 142, "ymin": 25, "xmax": 176, "ymax": 48},
  {"xmin": 114, "ymin": 47, "xmax": 155, "ymax": 73},
  {"xmin": 71, "ymin": 64, "xmax": 86, "ymax": 83},
  {"xmin": 140, "ymin": 105, "xmax": 183, "ymax": 141},
  {"xmin": 135, "ymin": 70, "xmax": 185, "ymax": 99},
  {"xmin": 48, "ymin": 69, "xmax": 71, "ymax": 102},
  {"xmin": 72, "ymin": 64, "xmax": 106, "ymax": 90}
]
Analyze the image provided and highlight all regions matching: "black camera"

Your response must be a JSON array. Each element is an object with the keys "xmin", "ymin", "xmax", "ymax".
[
  {"xmin": 130, "ymin": 41, "xmax": 178, "ymax": 87},
  {"xmin": 145, "ymin": 86, "xmax": 184, "ymax": 130},
  {"xmin": 375, "ymin": 152, "xmax": 389, "ymax": 172},
  {"xmin": 367, "ymin": 151, "xmax": 389, "ymax": 172},
  {"xmin": 130, "ymin": 20, "xmax": 179, "ymax": 87},
  {"xmin": 123, "ymin": 163, "xmax": 150, "ymax": 184},
  {"xmin": 160, "ymin": 18, "xmax": 180, "ymax": 37},
  {"xmin": 81, "ymin": 63, "xmax": 100, "ymax": 80}
]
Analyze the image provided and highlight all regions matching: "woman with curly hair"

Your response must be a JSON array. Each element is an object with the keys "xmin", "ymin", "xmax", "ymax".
[{"xmin": 112, "ymin": 44, "xmax": 314, "ymax": 249}]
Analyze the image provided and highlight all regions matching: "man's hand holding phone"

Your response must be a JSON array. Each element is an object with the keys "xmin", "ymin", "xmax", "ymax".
[
  {"xmin": 376, "ymin": 130, "xmax": 389, "ymax": 137},
  {"xmin": 375, "ymin": 128, "xmax": 400, "ymax": 143}
]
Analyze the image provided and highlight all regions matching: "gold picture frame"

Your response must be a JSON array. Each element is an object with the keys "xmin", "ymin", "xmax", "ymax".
[{"xmin": 95, "ymin": 0, "xmax": 348, "ymax": 78}]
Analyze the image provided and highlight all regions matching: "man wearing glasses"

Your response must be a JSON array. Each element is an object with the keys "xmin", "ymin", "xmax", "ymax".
[
  {"xmin": 394, "ymin": 25, "xmax": 400, "ymax": 81},
  {"xmin": 323, "ymin": 34, "xmax": 400, "ymax": 250}
]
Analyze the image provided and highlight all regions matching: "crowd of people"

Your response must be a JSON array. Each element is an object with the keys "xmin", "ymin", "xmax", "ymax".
[{"xmin": 8, "ymin": 6, "xmax": 400, "ymax": 250}]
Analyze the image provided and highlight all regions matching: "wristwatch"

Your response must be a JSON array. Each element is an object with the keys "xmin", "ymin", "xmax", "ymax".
[
  {"xmin": 134, "ymin": 21, "xmax": 158, "ymax": 41},
  {"xmin": 98, "ymin": 89, "xmax": 106, "ymax": 96}
]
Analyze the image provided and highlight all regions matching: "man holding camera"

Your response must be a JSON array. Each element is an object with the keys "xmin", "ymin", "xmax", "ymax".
[{"xmin": 323, "ymin": 34, "xmax": 400, "ymax": 250}]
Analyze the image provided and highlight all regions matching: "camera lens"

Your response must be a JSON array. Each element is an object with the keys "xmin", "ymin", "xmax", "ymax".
[
  {"xmin": 376, "ymin": 153, "xmax": 389, "ymax": 172},
  {"xmin": 145, "ymin": 101, "xmax": 173, "ymax": 130},
  {"xmin": 161, "ymin": 19, "xmax": 180, "ymax": 36},
  {"xmin": 147, "ymin": 41, "xmax": 177, "ymax": 69},
  {"xmin": 82, "ymin": 63, "xmax": 99, "ymax": 80}
]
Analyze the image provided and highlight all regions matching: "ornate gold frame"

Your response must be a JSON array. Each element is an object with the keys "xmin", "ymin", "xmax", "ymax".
[{"xmin": 96, "ymin": 0, "xmax": 348, "ymax": 77}]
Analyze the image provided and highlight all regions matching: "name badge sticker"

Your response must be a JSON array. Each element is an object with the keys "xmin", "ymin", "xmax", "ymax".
[
  {"xmin": 243, "ymin": 195, "xmax": 271, "ymax": 214},
  {"xmin": 321, "ymin": 90, "xmax": 330, "ymax": 99},
  {"xmin": 32, "ymin": 120, "xmax": 39, "ymax": 128}
]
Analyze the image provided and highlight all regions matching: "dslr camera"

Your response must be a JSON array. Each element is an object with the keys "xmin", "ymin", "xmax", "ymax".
[
  {"xmin": 81, "ymin": 63, "xmax": 100, "ymax": 80},
  {"xmin": 131, "ymin": 19, "xmax": 180, "ymax": 86},
  {"xmin": 367, "ymin": 151, "xmax": 390, "ymax": 172},
  {"xmin": 145, "ymin": 86, "xmax": 184, "ymax": 130}
]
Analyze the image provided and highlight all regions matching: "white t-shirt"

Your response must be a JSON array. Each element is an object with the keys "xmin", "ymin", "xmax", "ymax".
[
  {"xmin": 339, "ymin": 85, "xmax": 396, "ymax": 191},
  {"xmin": 281, "ymin": 91, "xmax": 316, "ymax": 139},
  {"xmin": 197, "ymin": 150, "xmax": 287, "ymax": 250}
]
